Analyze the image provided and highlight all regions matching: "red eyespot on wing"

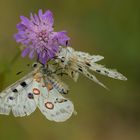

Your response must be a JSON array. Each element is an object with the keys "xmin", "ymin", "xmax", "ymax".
[
  {"xmin": 45, "ymin": 102, "xmax": 54, "ymax": 109},
  {"xmin": 33, "ymin": 88, "xmax": 40, "ymax": 95}
]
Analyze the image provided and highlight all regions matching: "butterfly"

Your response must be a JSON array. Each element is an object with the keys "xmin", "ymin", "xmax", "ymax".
[
  {"xmin": 54, "ymin": 46, "xmax": 127, "ymax": 89},
  {"xmin": 0, "ymin": 62, "xmax": 74, "ymax": 122}
]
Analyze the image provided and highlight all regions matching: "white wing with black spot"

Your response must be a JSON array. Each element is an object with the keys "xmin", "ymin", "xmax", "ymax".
[
  {"xmin": 71, "ymin": 63, "xmax": 108, "ymax": 89},
  {"xmin": 0, "ymin": 76, "xmax": 40, "ymax": 117},
  {"xmin": 75, "ymin": 51, "xmax": 104, "ymax": 63},
  {"xmin": 87, "ymin": 63, "xmax": 127, "ymax": 81}
]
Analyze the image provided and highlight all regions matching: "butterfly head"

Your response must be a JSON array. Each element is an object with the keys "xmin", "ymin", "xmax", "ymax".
[
  {"xmin": 32, "ymin": 62, "xmax": 38, "ymax": 68},
  {"xmin": 32, "ymin": 62, "xmax": 45, "ymax": 69}
]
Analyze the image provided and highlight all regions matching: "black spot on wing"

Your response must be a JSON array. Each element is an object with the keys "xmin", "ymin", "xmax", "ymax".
[
  {"xmin": 55, "ymin": 98, "xmax": 68, "ymax": 103},
  {"xmin": 96, "ymin": 70, "xmax": 101, "ymax": 73},
  {"xmin": 78, "ymin": 68, "xmax": 83, "ymax": 72},
  {"xmin": 12, "ymin": 89, "xmax": 18, "ymax": 93},
  {"xmin": 28, "ymin": 93, "xmax": 34, "ymax": 99},
  {"xmin": 9, "ymin": 96, "xmax": 14, "ymax": 100},
  {"xmin": 104, "ymin": 70, "xmax": 109, "ymax": 74},
  {"xmin": 71, "ymin": 71, "xmax": 74, "ymax": 76},
  {"xmin": 20, "ymin": 81, "xmax": 27, "ymax": 87},
  {"xmin": 85, "ymin": 62, "xmax": 91, "ymax": 67}
]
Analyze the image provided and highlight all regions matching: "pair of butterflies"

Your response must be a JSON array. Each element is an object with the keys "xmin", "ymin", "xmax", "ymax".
[{"xmin": 0, "ymin": 47, "xmax": 127, "ymax": 122}]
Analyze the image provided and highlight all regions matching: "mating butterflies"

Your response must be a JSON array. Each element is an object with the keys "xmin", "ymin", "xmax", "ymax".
[
  {"xmin": 0, "ymin": 63, "xmax": 74, "ymax": 122},
  {"xmin": 0, "ymin": 47, "xmax": 127, "ymax": 122}
]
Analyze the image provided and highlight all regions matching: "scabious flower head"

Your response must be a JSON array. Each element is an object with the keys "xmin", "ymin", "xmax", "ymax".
[{"xmin": 14, "ymin": 9, "xmax": 70, "ymax": 64}]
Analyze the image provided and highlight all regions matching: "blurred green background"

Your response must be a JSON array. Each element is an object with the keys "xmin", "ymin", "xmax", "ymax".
[{"xmin": 0, "ymin": 0, "xmax": 140, "ymax": 140}]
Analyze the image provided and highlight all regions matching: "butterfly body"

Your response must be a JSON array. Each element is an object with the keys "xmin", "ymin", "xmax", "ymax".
[{"xmin": 46, "ymin": 75, "xmax": 69, "ymax": 94}]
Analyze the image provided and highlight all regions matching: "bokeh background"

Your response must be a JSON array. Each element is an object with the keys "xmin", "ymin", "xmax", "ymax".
[{"xmin": 0, "ymin": 0, "xmax": 140, "ymax": 140}]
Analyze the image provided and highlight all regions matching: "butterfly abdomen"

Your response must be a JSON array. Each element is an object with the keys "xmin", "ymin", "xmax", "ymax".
[{"xmin": 47, "ymin": 77, "xmax": 69, "ymax": 94}]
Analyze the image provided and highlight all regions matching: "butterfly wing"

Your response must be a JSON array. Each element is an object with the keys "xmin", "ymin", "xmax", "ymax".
[
  {"xmin": 0, "ymin": 75, "xmax": 40, "ymax": 117},
  {"xmin": 75, "ymin": 51, "xmax": 104, "ymax": 63},
  {"xmin": 0, "ymin": 91, "xmax": 15, "ymax": 115},
  {"xmin": 56, "ymin": 47, "xmax": 127, "ymax": 88},
  {"xmin": 70, "ymin": 63, "xmax": 108, "ymax": 89},
  {"xmin": 37, "ymin": 83, "xmax": 74, "ymax": 122},
  {"xmin": 11, "ymin": 79, "xmax": 40, "ymax": 117},
  {"xmin": 87, "ymin": 63, "xmax": 127, "ymax": 80}
]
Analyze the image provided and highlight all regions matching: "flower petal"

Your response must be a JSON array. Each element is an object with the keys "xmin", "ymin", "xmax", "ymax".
[
  {"xmin": 43, "ymin": 10, "xmax": 54, "ymax": 27},
  {"xmin": 16, "ymin": 23, "xmax": 26, "ymax": 31},
  {"xmin": 38, "ymin": 9, "xmax": 43, "ymax": 21},
  {"xmin": 54, "ymin": 31, "xmax": 70, "ymax": 46},
  {"xmin": 39, "ymin": 52, "xmax": 47, "ymax": 65},
  {"xmin": 34, "ymin": 14, "xmax": 40, "ymax": 25},
  {"xmin": 22, "ymin": 48, "xmax": 30, "ymax": 57},
  {"xmin": 20, "ymin": 16, "xmax": 30, "ymax": 26},
  {"xmin": 29, "ymin": 50, "xmax": 35, "ymax": 59},
  {"xmin": 14, "ymin": 33, "xmax": 21, "ymax": 42},
  {"xmin": 30, "ymin": 13, "xmax": 35, "ymax": 22}
]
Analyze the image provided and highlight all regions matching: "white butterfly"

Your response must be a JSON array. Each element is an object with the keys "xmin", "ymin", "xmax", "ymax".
[
  {"xmin": 0, "ymin": 63, "xmax": 74, "ymax": 122},
  {"xmin": 54, "ymin": 46, "xmax": 127, "ymax": 89}
]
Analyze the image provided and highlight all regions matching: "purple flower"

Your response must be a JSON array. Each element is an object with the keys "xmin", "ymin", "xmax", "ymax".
[{"xmin": 14, "ymin": 9, "xmax": 70, "ymax": 64}]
